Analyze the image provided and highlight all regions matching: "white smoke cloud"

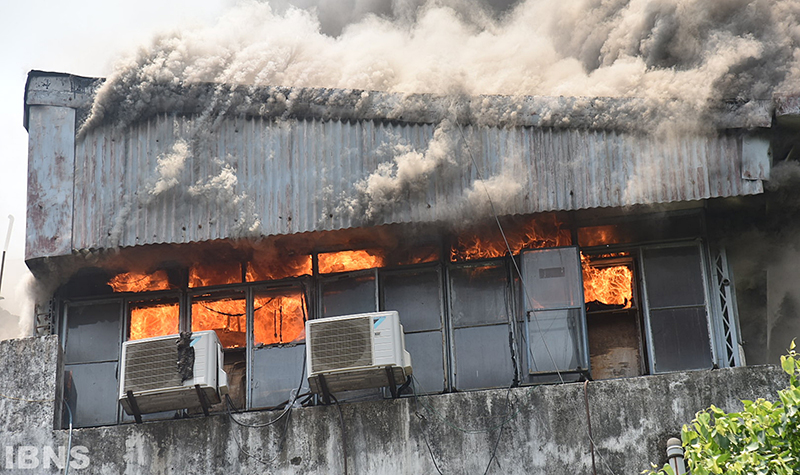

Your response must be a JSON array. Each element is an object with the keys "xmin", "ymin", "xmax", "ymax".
[
  {"xmin": 341, "ymin": 119, "xmax": 457, "ymax": 220},
  {"xmin": 462, "ymin": 169, "xmax": 525, "ymax": 219},
  {"xmin": 76, "ymin": 0, "xmax": 800, "ymax": 225},
  {"xmin": 152, "ymin": 140, "xmax": 190, "ymax": 195},
  {"xmin": 82, "ymin": 0, "xmax": 800, "ymax": 136}
]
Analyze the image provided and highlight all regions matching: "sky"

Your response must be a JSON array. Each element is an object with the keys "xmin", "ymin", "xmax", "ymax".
[{"xmin": 0, "ymin": 0, "xmax": 230, "ymax": 337}]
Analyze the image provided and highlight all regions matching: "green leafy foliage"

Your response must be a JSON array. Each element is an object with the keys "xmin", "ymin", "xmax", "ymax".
[{"xmin": 645, "ymin": 341, "xmax": 800, "ymax": 475}]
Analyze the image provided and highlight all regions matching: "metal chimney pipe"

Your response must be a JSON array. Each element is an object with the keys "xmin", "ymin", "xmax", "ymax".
[{"xmin": 666, "ymin": 437, "xmax": 687, "ymax": 475}]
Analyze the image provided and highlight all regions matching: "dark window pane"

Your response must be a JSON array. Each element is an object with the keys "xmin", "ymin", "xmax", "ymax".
[
  {"xmin": 321, "ymin": 273, "xmax": 377, "ymax": 317},
  {"xmin": 382, "ymin": 269, "xmax": 442, "ymax": 332},
  {"xmin": 64, "ymin": 362, "xmax": 118, "ymax": 427},
  {"xmin": 643, "ymin": 246, "xmax": 705, "ymax": 308},
  {"xmin": 650, "ymin": 307, "xmax": 713, "ymax": 372},
  {"xmin": 521, "ymin": 247, "xmax": 583, "ymax": 310},
  {"xmin": 526, "ymin": 309, "xmax": 585, "ymax": 373},
  {"xmin": 404, "ymin": 331, "xmax": 445, "ymax": 393},
  {"xmin": 450, "ymin": 264, "xmax": 509, "ymax": 328},
  {"xmin": 454, "ymin": 325, "xmax": 514, "ymax": 389},
  {"xmin": 65, "ymin": 302, "xmax": 122, "ymax": 364},
  {"xmin": 251, "ymin": 345, "xmax": 308, "ymax": 409}
]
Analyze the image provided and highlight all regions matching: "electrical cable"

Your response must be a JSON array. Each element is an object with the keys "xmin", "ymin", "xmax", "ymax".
[
  {"xmin": 225, "ymin": 334, "xmax": 308, "ymax": 467},
  {"xmin": 454, "ymin": 122, "xmax": 565, "ymax": 385},
  {"xmin": 584, "ymin": 381, "xmax": 597, "ymax": 475},
  {"xmin": 1, "ymin": 393, "xmax": 77, "ymax": 474},
  {"xmin": 411, "ymin": 380, "xmax": 445, "ymax": 475},
  {"xmin": 453, "ymin": 121, "xmax": 622, "ymax": 475},
  {"xmin": 331, "ymin": 394, "xmax": 349, "ymax": 475},
  {"xmin": 482, "ymin": 383, "xmax": 514, "ymax": 475},
  {"xmin": 411, "ymin": 375, "xmax": 520, "ymax": 434},
  {"xmin": 226, "ymin": 403, "xmax": 292, "ymax": 466},
  {"xmin": 62, "ymin": 398, "xmax": 73, "ymax": 475},
  {"xmin": 225, "ymin": 343, "xmax": 307, "ymax": 428}
]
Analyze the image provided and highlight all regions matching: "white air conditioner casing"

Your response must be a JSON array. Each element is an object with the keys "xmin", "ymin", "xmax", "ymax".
[
  {"xmin": 119, "ymin": 330, "xmax": 229, "ymax": 415},
  {"xmin": 306, "ymin": 311, "xmax": 412, "ymax": 394}
]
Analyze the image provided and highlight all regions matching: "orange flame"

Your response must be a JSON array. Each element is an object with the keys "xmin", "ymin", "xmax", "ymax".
[
  {"xmin": 189, "ymin": 262, "xmax": 242, "ymax": 288},
  {"xmin": 581, "ymin": 254, "xmax": 633, "ymax": 308},
  {"xmin": 253, "ymin": 291, "xmax": 306, "ymax": 345},
  {"xmin": 109, "ymin": 270, "xmax": 171, "ymax": 292},
  {"xmin": 129, "ymin": 302, "xmax": 180, "ymax": 340},
  {"xmin": 191, "ymin": 295, "xmax": 247, "ymax": 348},
  {"xmin": 578, "ymin": 224, "xmax": 624, "ymax": 247},
  {"xmin": 318, "ymin": 249, "xmax": 384, "ymax": 274},
  {"xmin": 247, "ymin": 255, "xmax": 312, "ymax": 282},
  {"xmin": 451, "ymin": 215, "xmax": 571, "ymax": 261}
]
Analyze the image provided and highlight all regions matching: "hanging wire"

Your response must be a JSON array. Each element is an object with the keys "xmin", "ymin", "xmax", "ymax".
[
  {"xmin": 225, "ymin": 334, "xmax": 308, "ymax": 467},
  {"xmin": 450, "ymin": 120, "xmax": 622, "ymax": 475},
  {"xmin": 62, "ymin": 399, "xmax": 74, "ymax": 475},
  {"xmin": 454, "ymin": 121, "xmax": 565, "ymax": 384},
  {"xmin": 331, "ymin": 395, "xmax": 349, "ymax": 475}
]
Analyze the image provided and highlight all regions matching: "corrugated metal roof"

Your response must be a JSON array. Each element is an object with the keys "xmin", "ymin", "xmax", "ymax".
[{"xmin": 66, "ymin": 114, "xmax": 763, "ymax": 252}]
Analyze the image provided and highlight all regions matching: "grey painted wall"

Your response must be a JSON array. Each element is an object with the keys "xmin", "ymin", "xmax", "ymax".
[{"xmin": 0, "ymin": 335, "xmax": 788, "ymax": 474}]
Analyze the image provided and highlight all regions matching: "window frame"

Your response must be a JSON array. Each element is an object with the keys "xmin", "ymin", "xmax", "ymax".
[
  {"xmin": 248, "ymin": 278, "xmax": 312, "ymax": 410},
  {"xmin": 445, "ymin": 256, "xmax": 519, "ymax": 391},
  {"xmin": 638, "ymin": 240, "xmax": 717, "ymax": 374},
  {"xmin": 378, "ymin": 263, "xmax": 448, "ymax": 394},
  {"xmin": 62, "ymin": 298, "xmax": 125, "ymax": 427},
  {"xmin": 519, "ymin": 246, "xmax": 590, "ymax": 379}
]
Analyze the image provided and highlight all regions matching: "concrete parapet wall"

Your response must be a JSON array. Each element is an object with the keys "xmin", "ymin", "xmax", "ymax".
[{"xmin": 0, "ymin": 336, "xmax": 787, "ymax": 474}]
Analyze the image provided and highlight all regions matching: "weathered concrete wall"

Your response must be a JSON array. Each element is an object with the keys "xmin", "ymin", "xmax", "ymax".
[{"xmin": 0, "ymin": 336, "xmax": 788, "ymax": 474}]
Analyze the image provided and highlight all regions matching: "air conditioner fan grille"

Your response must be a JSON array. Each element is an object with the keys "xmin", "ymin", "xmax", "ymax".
[
  {"xmin": 310, "ymin": 318, "xmax": 372, "ymax": 372},
  {"xmin": 123, "ymin": 337, "xmax": 182, "ymax": 393}
]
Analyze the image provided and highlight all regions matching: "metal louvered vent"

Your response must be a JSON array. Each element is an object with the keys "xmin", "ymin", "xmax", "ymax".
[
  {"xmin": 309, "ymin": 317, "xmax": 372, "ymax": 373},
  {"xmin": 122, "ymin": 337, "xmax": 182, "ymax": 393}
]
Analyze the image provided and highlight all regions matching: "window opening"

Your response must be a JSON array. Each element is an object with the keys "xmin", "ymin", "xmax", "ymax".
[
  {"xmin": 189, "ymin": 262, "xmax": 243, "ymax": 288},
  {"xmin": 450, "ymin": 214, "xmax": 571, "ymax": 262},
  {"xmin": 582, "ymin": 252, "xmax": 646, "ymax": 379},
  {"xmin": 191, "ymin": 290, "xmax": 247, "ymax": 348},
  {"xmin": 246, "ymin": 254, "xmax": 312, "ymax": 282},
  {"xmin": 253, "ymin": 287, "xmax": 307, "ymax": 346},
  {"xmin": 128, "ymin": 298, "xmax": 180, "ymax": 341},
  {"xmin": 108, "ymin": 270, "xmax": 171, "ymax": 292},
  {"xmin": 318, "ymin": 249, "xmax": 384, "ymax": 274},
  {"xmin": 449, "ymin": 260, "xmax": 515, "ymax": 390}
]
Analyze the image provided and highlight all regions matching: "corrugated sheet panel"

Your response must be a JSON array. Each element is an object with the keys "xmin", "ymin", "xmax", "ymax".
[{"xmin": 68, "ymin": 115, "xmax": 763, "ymax": 252}]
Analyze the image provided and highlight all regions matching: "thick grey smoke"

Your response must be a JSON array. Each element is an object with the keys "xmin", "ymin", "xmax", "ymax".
[
  {"xmin": 76, "ymin": 0, "xmax": 800, "ymax": 227},
  {"xmin": 84, "ymin": 0, "xmax": 800, "ymax": 132}
]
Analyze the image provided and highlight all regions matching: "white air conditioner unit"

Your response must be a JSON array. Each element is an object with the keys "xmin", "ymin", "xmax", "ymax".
[
  {"xmin": 306, "ymin": 311, "xmax": 412, "ymax": 395},
  {"xmin": 119, "ymin": 330, "xmax": 229, "ymax": 416}
]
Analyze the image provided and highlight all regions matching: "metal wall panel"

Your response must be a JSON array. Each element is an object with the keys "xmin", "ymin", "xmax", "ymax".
[
  {"xmin": 26, "ymin": 106, "xmax": 76, "ymax": 260},
  {"xmin": 64, "ymin": 115, "xmax": 765, "ymax": 254}
]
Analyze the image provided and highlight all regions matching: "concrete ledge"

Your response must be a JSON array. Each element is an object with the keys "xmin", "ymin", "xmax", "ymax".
[{"xmin": 0, "ymin": 336, "xmax": 788, "ymax": 474}]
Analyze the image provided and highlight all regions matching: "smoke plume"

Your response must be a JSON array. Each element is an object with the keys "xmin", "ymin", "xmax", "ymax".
[
  {"xmin": 83, "ymin": 0, "xmax": 800, "ymax": 134},
  {"xmin": 73, "ymin": 0, "xmax": 800, "ymax": 233}
]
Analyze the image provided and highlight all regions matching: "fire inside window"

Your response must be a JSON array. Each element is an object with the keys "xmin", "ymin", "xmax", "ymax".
[
  {"xmin": 253, "ymin": 289, "xmax": 307, "ymax": 346},
  {"xmin": 60, "ymin": 212, "xmax": 723, "ymax": 427}
]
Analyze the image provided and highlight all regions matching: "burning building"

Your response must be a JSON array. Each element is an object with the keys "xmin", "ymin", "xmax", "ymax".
[{"xmin": 5, "ymin": 64, "xmax": 800, "ymax": 473}]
